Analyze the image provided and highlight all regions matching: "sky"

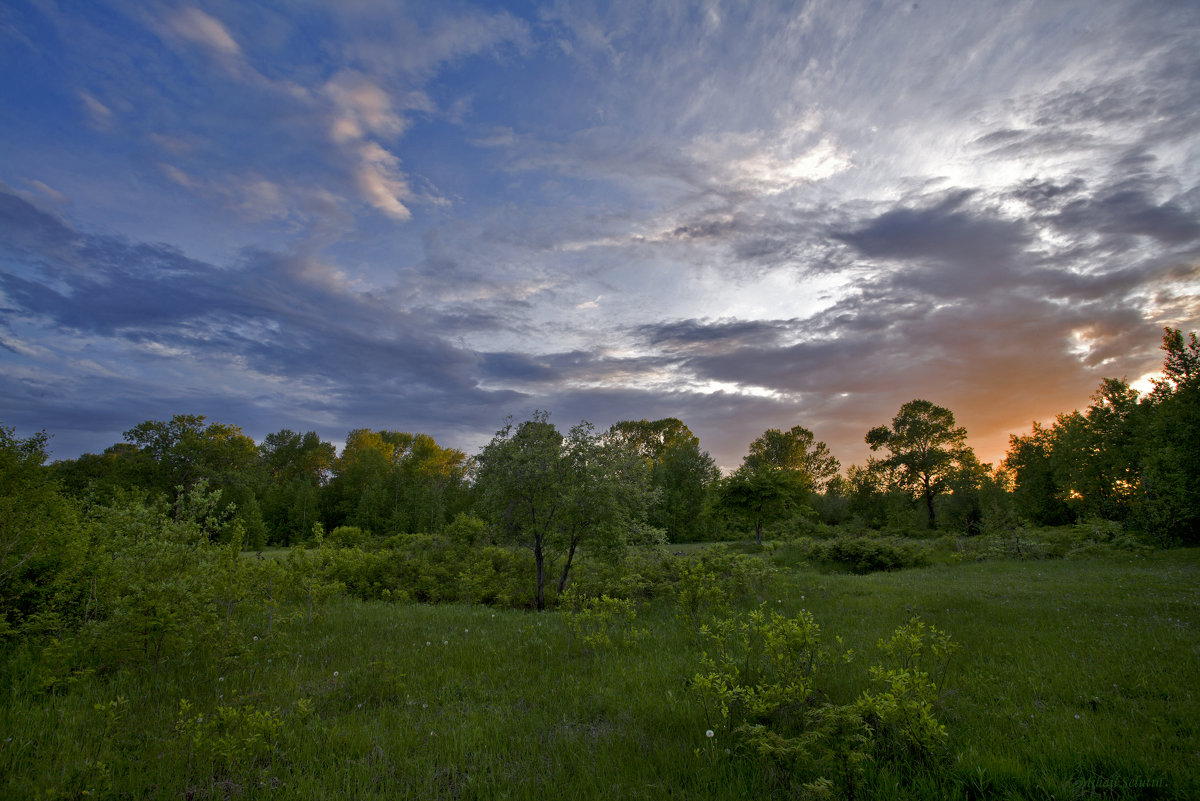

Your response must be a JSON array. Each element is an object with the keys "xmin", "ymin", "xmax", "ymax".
[{"xmin": 2, "ymin": 0, "xmax": 1198, "ymax": 473}]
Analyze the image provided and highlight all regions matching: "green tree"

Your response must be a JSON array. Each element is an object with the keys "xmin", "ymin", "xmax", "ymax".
[
  {"xmin": 326, "ymin": 429, "xmax": 468, "ymax": 536},
  {"xmin": 122, "ymin": 415, "xmax": 262, "ymax": 541},
  {"xmin": 258, "ymin": 430, "xmax": 335, "ymax": 545},
  {"xmin": 1138, "ymin": 328, "xmax": 1200, "ymax": 544},
  {"xmin": 556, "ymin": 421, "xmax": 657, "ymax": 593},
  {"xmin": 52, "ymin": 442, "xmax": 156, "ymax": 503},
  {"xmin": 719, "ymin": 467, "xmax": 809, "ymax": 546},
  {"xmin": 608, "ymin": 418, "xmax": 718, "ymax": 542},
  {"xmin": 475, "ymin": 413, "xmax": 569, "ymax": 610},
  {"xmin": 1003, "ymin": 422, "xmax": 1073, "ymax": 526},
  {"xmin": 1046, "ymin": 380, "xmax": 1143, "ymax": 522},
  {"xmin": 0, "ymin": 426, "xmax": 81, "ymax": 639},
  {"xmin": 865, "ymin": 400, "xmax": 973, "ymax": 528},
  {"xmin": 744, "ymin": 425, "xmax": 840, "ymax": 492},
  {"xmin": 474, "ymin": 412, "xmax": 654, "ymax": 610}
]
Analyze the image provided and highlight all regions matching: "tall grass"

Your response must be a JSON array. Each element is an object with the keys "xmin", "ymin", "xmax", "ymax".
[{"xmin": 3, "ymin": 549, "xmax": 1197, "ymax": 799}]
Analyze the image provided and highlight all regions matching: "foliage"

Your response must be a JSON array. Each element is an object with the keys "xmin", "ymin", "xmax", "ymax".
[
  {"xmin": 744, "ymin": 425, "xmax": 841, "ymax": 492},
  {"xmin": 0, "ymin": 426, "xmax": 82, "ymax": 641},
  {"xmin": 608, "ymin": 418, "xmax": 720, "ymax": 542},
  {"xmin": 1002, "ymin": 328, "xmax": 1200, "ymax": 545},
  {"xmin": 857, "ymin": 617, "xmax": 957, "ymax": 767},
  {"xmin": 866, "ymin": 400, "xmax": 975, "ymax": 528},
  {"xmin": 474, "ymin": 412, "xmax": 657, "ymax": 609},
  {"xmin": 692, "ymin": 606, "xmax": 958, "ymax": 797},
  {"xmin": 809, "ymin": 533, "xmax": 931, "ymax": 574},
  {"xmin": 719, "ymin": 467, "xmax": 812, "ymax": 546},
  {"xmin": 673, "ymin": 545, "xmax": 779, "ymax": 626},
  {"xmin": 560, "ymin": 589, "xmax": 645, "ymax": 654},
  {"xmin": 325, "ymin": 429, "xmax": 470, "ymax": 537},
  {"xmin": 175, "ymin": 697, "xmax": 284, "ymax": 777}
]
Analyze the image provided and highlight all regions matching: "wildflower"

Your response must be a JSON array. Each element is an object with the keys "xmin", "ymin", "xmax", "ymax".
[
  {"xmin": 706, "ymin": 729, "xmax": 714, "ymax": 739},
  {"xmin": 253, "ymin": 635, "xmax": 259, "ymax": 641},
  {"xmin": 426, "ymin": 641, "xmax": 431, "ymax": 646},
  {"xmin": 333, "ymin": 671, "xmax": 339, "ymax": 678},
  {"xmin": 218, "ymin": 676, "xmax": 224, "ymax": 682}
]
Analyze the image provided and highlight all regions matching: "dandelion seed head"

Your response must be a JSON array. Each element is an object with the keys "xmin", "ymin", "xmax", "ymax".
[{"xmin": 706, "ymin": 729, "xmax": 714, "ymax": 738}]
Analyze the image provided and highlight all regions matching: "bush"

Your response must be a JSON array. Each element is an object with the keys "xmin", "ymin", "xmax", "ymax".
[
  {"xmin": 672, "ymin": 545, "xmax": 779, "ymax": 626},
  {"xmin": 780, "ymin": 532, "xmax": 931, "ymax": 574},
  {"xmin": 692, "ymin": 610, "xmax": 958, "ymax": 797},
  {"xmin": 326, "ymin": 525, "xmax": 366, "ymax": 548}
]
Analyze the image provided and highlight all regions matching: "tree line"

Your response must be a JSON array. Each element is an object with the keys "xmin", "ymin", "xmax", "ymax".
[
  {"xmin": 6, "ymin": 326, "xmax": 1197, "ymax": 562},
  {"xmin": 0, "ymin": 327, "xmax": 1196, "ymax": 634}
]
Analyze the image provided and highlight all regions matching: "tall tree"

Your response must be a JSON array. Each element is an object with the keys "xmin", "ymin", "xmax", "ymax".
[
  {"xmin": 475, "ymin": 413, "xmax": 654, "ymax": 609},
  {"xmin": 744, "ymin": 425, "xmax": 840, "ymax": 492},
  {"xmin": 326, "ymin": 429, "xmax": 467, "ymax": 536},
  {"xmin": 475, "ymin": 413, "xmax": 569, "ymax": 610},
  {"xmin": 608, "ymin": 418, "xmax": 718, "ymax": 542},
  {"xmin": 1140, "ymin": 328, "xmax": 1200, "ymax": 543},
  {"xmin": 719, "ymin": 466, "xmax": 808, "ymax": 546},
  {"xmin": 258, "ymin": 430, "xmax": 336, "ymax": 544},
  {"xmin": 1003, "ymin": 422, "xmax": 1073, "ymax": 526},
  {"xmin": 866, "ymin": 400, "xmax": 973, "ymax": 528}
]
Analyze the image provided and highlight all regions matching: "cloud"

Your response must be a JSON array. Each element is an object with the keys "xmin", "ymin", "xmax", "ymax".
[
  {"xmin": 353, "ymin": 143, "xmax": 413, "ymax": 221},
  {"xmin": 4, "ymin": 0, "xmax": 1199, "ymax": 473},
  {"xmin": 78, "ymin": 91, "xmax": 113, "ymax": 128},
  {"xmin": 0, "ymin": 187, "xmax": 516, "ymax": 451},
  {"xmin": 323, "ymin": 71, "xmax": 416, "ymax": 142},
  {"xmin": 167, "ymin": 7, "xmax": 241, "ymax": 56}
]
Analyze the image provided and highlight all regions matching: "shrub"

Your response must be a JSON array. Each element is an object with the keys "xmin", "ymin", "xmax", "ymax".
[
  {"xmin": 326, "ymin": 525, "xmax": 366, "ymax": 548},
  {"xmin": 673, "ymin": 546, "xmax": 778, "ymax": 627},
  {"xmin": 692, "ymin": 610, "xmax": 958, "ymax": 797},
  {"xmin": 560, "ymin": 589, "xmax": 644, "ymax": 654}
]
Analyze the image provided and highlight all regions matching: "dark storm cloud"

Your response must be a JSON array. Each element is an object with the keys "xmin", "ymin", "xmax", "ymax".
[
  {"xmin": 0, "ymin": 188, "xmax": 523, "ymax": 450},
  {"xmin": 835, "ymin": 191, "xmax": 1031, "ymax": 267},
  {"xmin": 641, "ymin": 317, "xmax": 790, "ymax": 353},
  {"xmin": 1053, "ymin": 187, "xmax": 1200, "ymax": 246}
]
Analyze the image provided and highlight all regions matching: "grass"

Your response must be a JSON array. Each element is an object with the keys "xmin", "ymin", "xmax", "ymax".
[{"xmin": 3, "ymin": 547, "xmax": 1198, "ymax": 799}]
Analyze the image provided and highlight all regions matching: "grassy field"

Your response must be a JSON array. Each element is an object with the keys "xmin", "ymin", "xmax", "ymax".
[{"xmin": 3, "ymin": 547, "xmax": 1198, "ymax": 799}]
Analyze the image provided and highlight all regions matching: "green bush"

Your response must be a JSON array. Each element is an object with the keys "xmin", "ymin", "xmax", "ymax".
[
  {"xmin": 692, "ymin": 609, "xmax": 958, "ymax": 798},
  {"xmin": 673, "ymin": 545, "xmax": 779, "ymax": 626},
  {"xmin": 326, "ymin": 525, "xmax": 366, "ymax": 548}
]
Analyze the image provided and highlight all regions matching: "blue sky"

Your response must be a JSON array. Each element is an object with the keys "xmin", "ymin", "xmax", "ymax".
[{"xmin": 2, "ymin": 0, "xmax": 1198, "ymax": 471}]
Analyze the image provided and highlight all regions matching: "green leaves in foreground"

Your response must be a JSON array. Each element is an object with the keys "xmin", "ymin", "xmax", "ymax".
[{"xmin": 692, "ymin": 607, "xmax": 957, "ymax": 798}]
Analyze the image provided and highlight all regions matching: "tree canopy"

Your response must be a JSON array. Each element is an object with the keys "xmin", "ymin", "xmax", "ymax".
[{"xmin": 866, "ymin": 400, "xmax": 974, "ymax": 528}]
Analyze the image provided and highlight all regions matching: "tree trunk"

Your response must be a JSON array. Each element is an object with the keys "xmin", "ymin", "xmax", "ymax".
[
  {"xmin": 534, "ymin": 538, "xmax": 545, "ymax": 611},
  {"xmin": 923, "ymin": 476, "xmax": 936, "ymax": 528},
  {"xmin": 557, "ymin": 537, "xmax": 579, "ymax": 595}
]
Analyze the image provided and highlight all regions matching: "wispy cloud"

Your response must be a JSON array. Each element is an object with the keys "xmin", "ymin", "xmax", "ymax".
[
  {"xmin": 167, "ymin": 7, "xmax": 240, "ymax": 56},
  {"xmin": 1, "ymin": 0, "xmax": 1197, "ymax": 469}
]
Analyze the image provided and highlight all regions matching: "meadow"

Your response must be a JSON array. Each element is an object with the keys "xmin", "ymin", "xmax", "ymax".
[{"xmin": 3, "ymin": 542, "xmax": 1197, "ymax": 800}]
